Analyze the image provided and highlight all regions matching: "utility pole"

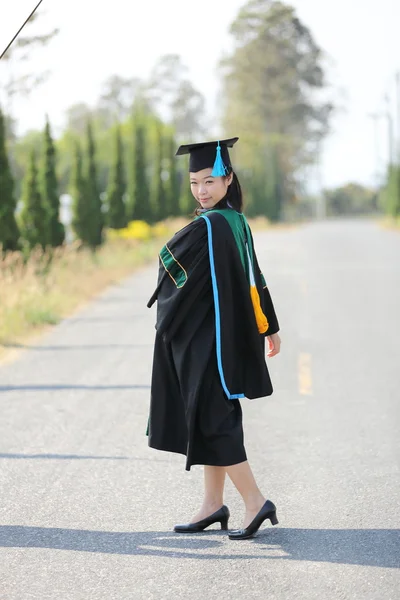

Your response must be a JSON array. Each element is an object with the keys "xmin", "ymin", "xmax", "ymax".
[
  {"xmin": 396, "ymin": 71, "xmax": 400, "ymax": 162},
  {"xmin": 368, "ymin": 112, "xmax": 382, "ymax": 186},
  {"xmin": 384, "ymin": 93, "xmax": 395, "ymax": 165}
]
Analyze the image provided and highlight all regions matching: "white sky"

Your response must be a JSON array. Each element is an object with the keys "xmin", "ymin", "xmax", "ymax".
[{"xmin": 0, "ymin": 0, "xmax": 399, "ymax": 189}]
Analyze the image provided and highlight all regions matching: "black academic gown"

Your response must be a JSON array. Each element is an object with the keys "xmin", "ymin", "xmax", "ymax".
[{"xmin": 147, "ymin": 210, "xmax": 279, "ymax": 470}]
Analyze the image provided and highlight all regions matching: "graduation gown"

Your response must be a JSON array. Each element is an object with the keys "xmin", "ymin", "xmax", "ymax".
[{"xmin": 147, "ymin": 209, "xmax": 279, "ymax": 470}]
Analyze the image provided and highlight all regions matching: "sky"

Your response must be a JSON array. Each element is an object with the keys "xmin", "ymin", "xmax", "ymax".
[{"xmin": 0, "ymin": 0, "xmax": 399, "ymax": 190}]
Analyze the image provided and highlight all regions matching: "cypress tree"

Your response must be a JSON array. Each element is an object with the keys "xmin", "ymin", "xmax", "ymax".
[
  {"xmin": 128, "ymin": 115, "xmax": 152, "ymax": 222},
  {"xmin": 41, "ymin": 116, "xmax": 65, "ymax": 246},
  {"xmin": 166, "ymin": 134, "xmax": 181, "ymax": 216},
  {"xmin": 71, "ymin": 141, "xmax": 89, "ymax": 244},
  {"xmin": 106, "ymin": 124, "xmax": 127, "ymax": 229},
  {"xmin": 86, "ymin": 120, "xmax": 103, "ymax": 247},
  {"xmin": 19, "ymin": 150, "xmax": 48, "ymax": 249},
  {"xmin": 151, "ymin": 122, "xmax": 166, "ymax": 222},
  {"xmin": 0, "ymin": 107, "xmax": 20, "ymax": 252},
  {"xmin": 179, "ymin": 171, "xmax": 194, "ymax": 217}
]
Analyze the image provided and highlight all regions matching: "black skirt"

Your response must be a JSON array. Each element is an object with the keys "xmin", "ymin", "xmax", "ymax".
[{"xmin": 147, "ymin": 306, "xmax": 247, "ymax": 471}]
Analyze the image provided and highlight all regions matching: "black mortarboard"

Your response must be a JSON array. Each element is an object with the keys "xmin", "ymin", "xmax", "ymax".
[{"xmin": 176, "ymin": 137, "xmax": 239, "ymax": 174}]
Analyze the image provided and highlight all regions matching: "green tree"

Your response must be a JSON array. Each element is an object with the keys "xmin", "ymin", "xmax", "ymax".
[
  {"xmin": 383, "ymin": 164, "xmax": 400, "ymax": 218},
  {"xmin": 128, "ymin": 112, "xmax": 152, "ymax": 222},
  {"xmin": 244, "ymin": 144, "xmax": 283, "ymax": 220},
  {"xmin": 0, "ymin": 107, "xmax": 20, "ymax": 251},
  {"xmin": 166, "ymin": 134, "xmax": 181, "ymax": 216},
  {"xmin": 57, "ymin": 106, "xmax": 112, "ymax": 195},
  {"xmin": 179, "ymin": 173, "xmax": 193, "ymax": 217},
  {"xmin": 325, "ymin": 182, "xmax": 378, "ymax": 216},
  {"xmin": 221, "ymin": 0, "xmax": 332, "ymax": 211},
  {"xmin": 151, "ymin": 122, "xmax": 166, "ymax": 222},
  {"xmin": 265, "ymin": 144, "xmax": 284, "ymax": 221},
  {"xmin": 19, "ymin": 150, "xmax": 48, "ymax": 249},
  {"xmin": 70, "ymin": 141, "xmax": 88, "ymax": 244},
  {"xmin": 7, "ymin": 128, "xmax": 42, "ymax": 201},
  {"xmin": 85, "ymin": 120, "xmax": 103, "ymax": 247},
  {"xmin": 41, "ymin": 116, "xmax": 65, "ymax": 246},
  {"xmin": 106, "ymin": 124, "xmax": 127, "ymax": 228}
]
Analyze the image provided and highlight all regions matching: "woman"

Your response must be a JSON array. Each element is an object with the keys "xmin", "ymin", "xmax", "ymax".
[{"xmin": 147, "ymin": 137, "xmax": 281, "ymax": 540}]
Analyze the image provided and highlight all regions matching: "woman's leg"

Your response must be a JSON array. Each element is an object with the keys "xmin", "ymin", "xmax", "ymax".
[
  {"xmin": 225, "ymin": 460, "xmax": 266, "ymax": 528},
  {"xmin": 190, "ymin": 465, "xmax": 226, "ymax": 523}
]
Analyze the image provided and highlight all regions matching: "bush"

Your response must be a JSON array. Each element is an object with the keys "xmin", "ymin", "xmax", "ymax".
[
  {"xmin": 107, "ymin": 220, "xmax": 152, "ymax": 241},
  {"xmin": 106, "ymin": 219, "xmax": 173, "ymax": 242}
]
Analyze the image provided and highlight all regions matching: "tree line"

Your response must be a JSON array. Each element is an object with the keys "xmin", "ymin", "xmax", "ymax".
[{"xmin": 0, "ymin": 104, "xmax": 193, "ymax": 252}]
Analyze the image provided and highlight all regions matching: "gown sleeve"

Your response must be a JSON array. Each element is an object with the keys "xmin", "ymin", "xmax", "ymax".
[
  {"xmin": 247, "ymin": 226, "xmax": 280, "ymax": 336},
  {"xmin": 147, "ymin": 218, "xmax": 211, "ymax": 342},
  {"xmin": 261, "ymin": 281, "xmax": 280, "ymax": 336}
]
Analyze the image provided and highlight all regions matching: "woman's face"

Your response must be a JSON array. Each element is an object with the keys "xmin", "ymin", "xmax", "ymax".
[{"xmin": 189, "ymin": 168, "xmax": 233, "ymax": 210}]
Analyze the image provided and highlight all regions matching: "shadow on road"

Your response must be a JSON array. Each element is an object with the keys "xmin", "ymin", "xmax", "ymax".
[
  {"xmin": 0, "ymin": 526, "xmax": 398, "ymax": 567},
  {"xmin": 0, "ymin": 384, "xmax": 150, "ymax": 392},
  {"xmin": 1, "ymin": 343, "xmax": 154, "ymax": 351},
  {"xmin": 66, "ymin": 316, "xmax": 145, "ymax": 322},
  {"xmin": 0, "ymin": 453, "xmax": 170, "ymax": 463},
  {"xmin": 0, "ymin": 453, "xmax": 129, "ymax": 460}
]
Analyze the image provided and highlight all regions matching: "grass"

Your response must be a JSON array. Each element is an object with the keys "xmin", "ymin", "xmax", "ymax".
[{"xmin": 0, "ymin": 224, "xmax": 183, "ymax": 360}]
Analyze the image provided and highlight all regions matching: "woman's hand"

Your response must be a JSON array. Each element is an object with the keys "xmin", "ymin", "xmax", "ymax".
[{"xmin": 266, "ymin": 333, "xmax": 281, "ymax": 358}]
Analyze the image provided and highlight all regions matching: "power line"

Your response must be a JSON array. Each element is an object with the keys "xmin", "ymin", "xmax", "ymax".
[{"xmin": 0, "ymin": 0, "xmax": 45, "ymax": 61}]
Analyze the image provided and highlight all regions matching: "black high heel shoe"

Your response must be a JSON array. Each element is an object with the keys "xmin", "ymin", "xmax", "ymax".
[
  {"xmin": 174, "ymin": 505, "xmax": 230, "ymax": 533},
  {"xmin": 228, "ymin": 499, "xmax": 278, "ymax": 540}
]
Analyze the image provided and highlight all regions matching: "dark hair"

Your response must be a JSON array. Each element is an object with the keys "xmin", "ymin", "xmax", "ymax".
[{"xmin": 194, "ymin": 171, "xmax": 243, "ymax": 216}]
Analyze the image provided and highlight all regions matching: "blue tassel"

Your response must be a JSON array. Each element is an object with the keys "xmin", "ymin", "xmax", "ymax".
[{"xmin": 211, "ymin": 141, "xmax": 227, "ymax": 177}]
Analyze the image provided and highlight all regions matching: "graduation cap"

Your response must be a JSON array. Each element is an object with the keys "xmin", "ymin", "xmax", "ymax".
[{"xmin": 176, "ymin": 137, "xmax": 239, "ymax": 175}]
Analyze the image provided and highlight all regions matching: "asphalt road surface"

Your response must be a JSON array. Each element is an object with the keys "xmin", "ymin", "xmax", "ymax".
[{"xmin": 0, "ymin": 218, "xmax": 399, "ymax": 600}]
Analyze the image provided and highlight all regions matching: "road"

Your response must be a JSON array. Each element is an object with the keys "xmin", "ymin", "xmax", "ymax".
[{"xmin": 0, "ymin": 218, "xmax": 399, "ymax": 600}]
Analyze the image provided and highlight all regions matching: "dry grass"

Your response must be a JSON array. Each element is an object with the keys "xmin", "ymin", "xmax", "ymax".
[
  {"xmin": 246, "ymin": 216, "xmax": 272, "ymax": 231},
  {"xmin": 380, "ymin": 216, "xmax": 400, "ymax": 230},
  {"xmin": 0, "ymin": 223, "xmax": 184, "ymax": 358}
]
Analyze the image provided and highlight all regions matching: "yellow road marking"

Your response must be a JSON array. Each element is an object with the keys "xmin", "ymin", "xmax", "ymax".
[{"xmin": 298, "ymin": 353, "xmax": 313, "ymax": 395}]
